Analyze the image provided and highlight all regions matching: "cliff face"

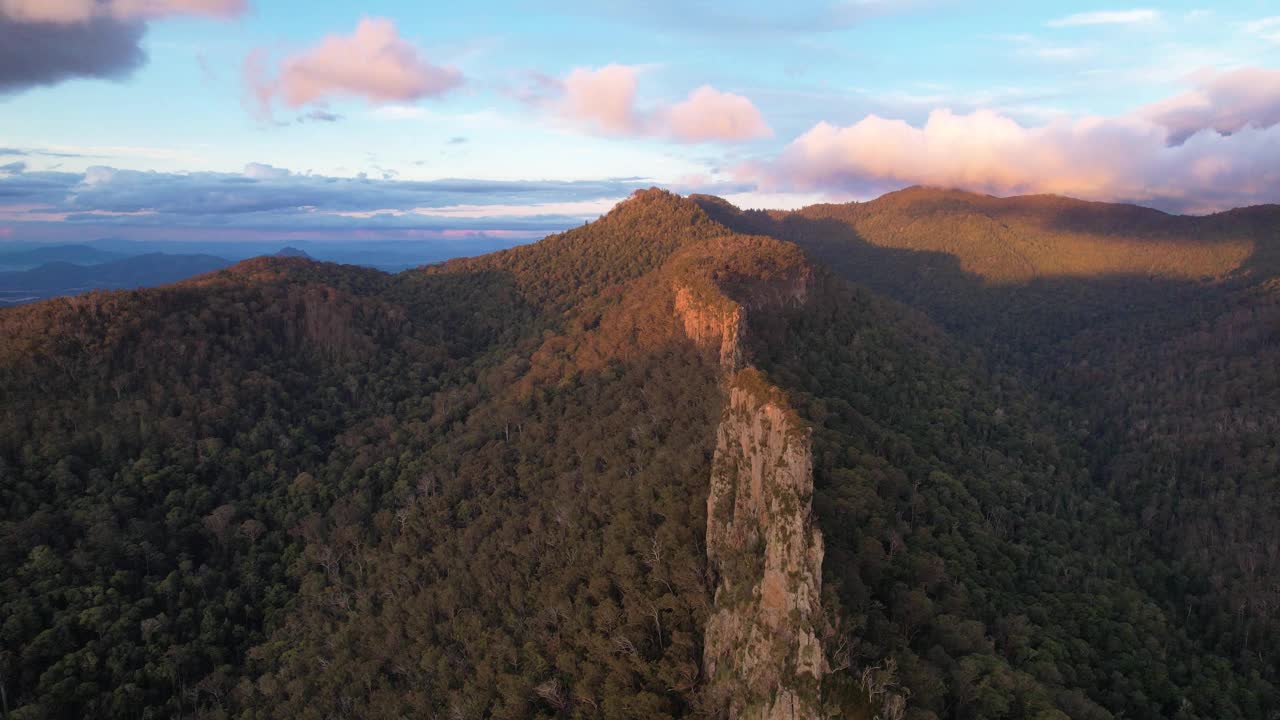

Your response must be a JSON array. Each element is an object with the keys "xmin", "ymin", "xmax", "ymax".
[
  {"xmin": 671, "ymin": 253, "xmax": 812, "ymax": 371},
  {"xmin": 703, "ymin": 374, "xmax": 827, "ymax": 719},
  {"xmin": 672, "ymin": 250, "xmax": 827, "ymax": 719},
  {"xmin": 673, "ymin": 286, "xmax": 744, "ymax": 369}
]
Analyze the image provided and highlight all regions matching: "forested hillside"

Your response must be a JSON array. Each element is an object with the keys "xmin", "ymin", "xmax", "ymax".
[
  {"xmin": 700, "ymin": 187, "xmax": 1280, "ymax": 719},
  {"xmin": 1, "ymin": 188, "xmax": 1276, "ymax": 719}
]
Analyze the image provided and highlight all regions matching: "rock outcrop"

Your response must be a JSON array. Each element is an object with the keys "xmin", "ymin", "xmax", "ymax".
[
  {"xmin": 672, "ymin": 245, "xmax": 827, "ymax": 719},
  {"xmin": 703, "ymin": 371, "xmax": 827, "ymax": 719},
  {"xmin": 673, "ymin": 285, "xmax": 744, "ymax": 369}
]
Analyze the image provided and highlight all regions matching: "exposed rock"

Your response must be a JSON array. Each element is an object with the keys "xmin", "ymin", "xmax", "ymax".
[
  {"xmin": 702, "ymin": 373, "xmax": 827, "ymax": 720},
  {"xmin": 670, "ymin": 246, "xmax": 812, "ymax": 371},
  {"xmin": 673, "ymin": 250, "xmax": 826, "ymax": 719},
  {"xmin": 673, "ymin": 285, "xmax": 744, "ymax": 369}
]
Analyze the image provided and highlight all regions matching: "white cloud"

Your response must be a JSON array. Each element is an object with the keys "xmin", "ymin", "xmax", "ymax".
[
  {"xmin": 1005, "ymin": 33, "xmax": 1092, "ymax": 61},
  {"xmin": 1046, "ymin": 9, "xmax": 1160, "ymax": 28},
  {"xmin": 1245, "ymin": 17, "xmax": 1280, "ymax": 43},
  {"xmin": 243, "ymin": 162, "xmax": 291, "ymax": 180}
]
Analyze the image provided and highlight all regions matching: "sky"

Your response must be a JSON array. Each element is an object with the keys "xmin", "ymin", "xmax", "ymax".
[{"xmin": 2, "ymin": 0, "xmax": 1280, "ymax": 246}]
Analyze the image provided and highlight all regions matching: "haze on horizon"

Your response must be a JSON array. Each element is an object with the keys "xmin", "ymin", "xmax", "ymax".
[{"xmin": 3, "ymin": 0, "xmax": 1280, "ymax": 248}]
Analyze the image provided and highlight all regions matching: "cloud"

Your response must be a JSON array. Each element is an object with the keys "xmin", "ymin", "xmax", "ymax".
[
  {"xmin": 748, "ymin": 99, "xmax": 1280, "ymax": 213},
  {"xmin": 0, "ymin": 146, "xmax": 87, "ymax": 159},
  {"xmin": 663, "ymin": 85, "xmax": 773, "ymax": 142},
  {"xmin": 561, "ymin": 64, "xmax": 642, "ymax": 134},
  {"xmin": 242, "ymin": 162, "xmax": 290, "ymax": 180},
  {"xmin": 1144, "ymin": 67, "xmax": 1280, "ymax": 145},
  {"xmin": 0, "ymin": 15, "xmax": 146, "ymax": 93},
  {"xmin": 1046, "ymin": 9, "xmax": 1160, "ymax": 27},
  {"xmin": 0, "ymin": 0, "xmax": 243, "ymax": 94},
  {"xmin": 546, "ymin": 65, "xmax": 772, "ymax": 143},
  {"xmin": 0, "ymin": 161, "xmax": 26, "ymax": 174},
  {"xmin": 0, "ymin": 165, "xmax": 659, "ymax": 231},
  {"xmin": 298, "ymin": 108, "xmax": 342, "ymax": 123},
  {"xmin": 1246, "ymin": 17, "xmax": 1280, "ymax": 44},
  {"xmin": 246, "ymin": 18, "xmax": 463, "ymax": 119},
  {"xmin": 0, "ymin": 169, "xmax": 82, "ymax": 203},
  {"xmin": 559, "ymin": 0, "xmax": 945, "ymax": 36},
  {"xmin": 370, "ymin": 104, "xmax": 432, "ymax": 120},
  {"xmin": 0, "ymin": 0, "xmax": 244, "ymax": 22},
  {"xmin": 1004, "ymin": 34, "xmax": 1092, "ymax": 62}
]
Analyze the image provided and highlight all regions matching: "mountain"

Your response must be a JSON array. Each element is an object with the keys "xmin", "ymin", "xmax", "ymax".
[
  {"xmin": 0, "ymin": 244, "xmax": 124, "ymax": 270},
  {"xmin": 0, "ymin": 252, "xmax": 231, "ymax": 305},
  {"xmin": 693, "ymin": 187, "xmax": 1280, "ymax": 348},
  {"xmin": 700, "ymin": 186, "xmax": 1280, "ymax": 717},
  {"xmin": 80, "ymin": 237, "xmax": 532, "ymax": 272},
  {"xmin": 0, "ymin": 188, "xmax": 1276, "ymax": 719},
  {"xmin": 273, "ymin": 246, "xmax": 313, "ymax": 259}
]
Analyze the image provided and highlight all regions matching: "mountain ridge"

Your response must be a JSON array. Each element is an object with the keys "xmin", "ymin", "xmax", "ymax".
[
  {"xmin": 1, "ymin": 187, "xmax": 1277, "ymax": 719},
  {"xmin": 694, "ymin": 187, "xmax": 1280, "ymax": 285}
]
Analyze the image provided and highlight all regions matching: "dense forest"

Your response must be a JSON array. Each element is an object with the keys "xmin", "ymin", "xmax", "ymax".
[
  {"xmin": 702, "ymin": 188, "xmax": 1280, "ymax": 718},
  {"xmin": 1, "ymin": 188, "xmax": 1278, "ymax": 719}
]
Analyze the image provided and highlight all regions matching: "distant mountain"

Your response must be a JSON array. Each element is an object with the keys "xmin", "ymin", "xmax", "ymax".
[
  {"xmin": 274, "ymin": 246, "xmax": 313, "ymax": 259},
  {"xmin": 0, "ymin": 252, "xmax": 231, "ymax": 304},
  {"xmin": 0, "ymin": 243, "xmax": 124, "ymax": 270},
  {"xmin": 79, "ymin": 237, "xmax": 533, "ymax": 271},
  {"xmin": 696, "ymin": 186, "xmax": 1280, "ymax": 284}
]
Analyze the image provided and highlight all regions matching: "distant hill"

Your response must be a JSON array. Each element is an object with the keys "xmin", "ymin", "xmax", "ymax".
[
  {"xmin": 695, "ymin": 186, "xmax": 1280, "ymax": 285},
  {"xmin": 0, "ymin": 243, "xmax": 124, "ymax": 270},
  {"xmin": 78, "ymin": 237, "xmax": 533, "ymax": 271},
  {"xmin": 0, "ymin": 252, "xmax": 231, "ymax": 305},
  {"xmin": 694, "ymin": 185, "xmax": 1280, "ymax": 353}
]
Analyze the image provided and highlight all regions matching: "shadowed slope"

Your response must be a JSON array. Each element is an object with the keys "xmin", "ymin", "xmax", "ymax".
[
  {"xmin": 697, "ymin": 187, "xmax": 1280, "ymax": 720},
  {"xmin": 699, "ymin": 187, "xmax": 1280, "ymax": 285}
]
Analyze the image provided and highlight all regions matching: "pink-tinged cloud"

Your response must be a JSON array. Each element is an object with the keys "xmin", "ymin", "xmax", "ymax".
[
  {"xmin": 552, "ymin": 65, "xmax": 771, "ymax": 143},
  {"xmin": 561, "ymin": 64, "xmax": 642, "ymax": 134},
  {"xmin": 247, "ymin": 18, "xmax": 462, "ymax": 117},
  {"xmin": 0, "ymin": 0, "xmax": 98, "ymax": 22},
  {"xmin": 663, "ymin": 86, "xmax": 773, "ymax": 142},
  {"xmin": 751, "ymin": 106, "xmax": 1280, "ymax": 213},
  {"xmin": 1144, "ymin": 67, "xmax": 1280, "ymax": 145},
  {"xmin": 0, "ymin": 0, "xmax": 244, "ymax": 22},
  {"xmin": 108, "ymin": 0, "xmax": 244, "ymax": 19}
]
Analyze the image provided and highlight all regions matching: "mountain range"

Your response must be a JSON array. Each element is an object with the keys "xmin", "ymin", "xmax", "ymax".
[
  {"xmin": 0, "ymin": 187, "xmax": 1277, "ymax": 720},
  {"xmin": 0, "ymin": 252, "xmax": 234, "ymax": 306},
  {"xmin": 0, "ymin": 244, "xmax": 126, "ymax": 271}
]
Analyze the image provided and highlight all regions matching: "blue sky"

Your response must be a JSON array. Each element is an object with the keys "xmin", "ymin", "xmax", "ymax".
[{"xmin": 2, "ymin": 0, "xmax": 1280, "ymax": 245}]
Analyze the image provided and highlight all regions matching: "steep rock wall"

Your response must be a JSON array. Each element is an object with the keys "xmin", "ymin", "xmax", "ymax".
[
  {"xmin": 673, "ymin": 285, "xmax": 744, "ymax": 369},
  {"xmin": 702, "ymin": 373, "xmax": 827, "ymax": 719},
  {"xmin": 673, "ymin": 259, "xmax": 826, "ymax": 719}
]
